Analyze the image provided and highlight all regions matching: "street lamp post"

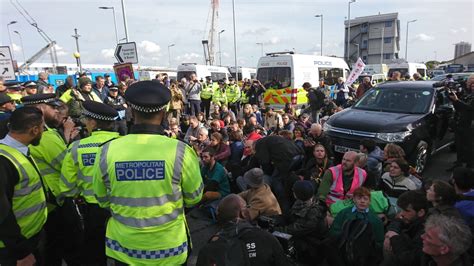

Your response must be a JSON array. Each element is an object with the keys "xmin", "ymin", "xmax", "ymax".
[
  {"xmin": 13, "ymin": 31, "xmax": 26, "ymax": 64},
  {"xmin": 121, "ymin": 0, "xmax": 129, "ymax": 42},
  {"xmin": 256, "ymin": 42, "xmax": 264, "ymax": 56},
  {"xmin": 315, "ymin": 14, "xmax": 323, "ymax": 56},
  {"xmin": 374, "ymin": 27, "xmax": 385, "ymax": 66},
  {"xmin": 354, "ymin": 43, "xmax": 359, "ymax": 59},
  {"xmin": 232, "ymin": 0, "xmax": 238, "ymax": 83},
  {"xmin": 346, "ymin": 0, "xmax": 356, "ymax": 62},
  {"xmin": 72, "ymin": 28, "xmax": 82, "ymax": 73},
  {"xmin": 168, "ymin": 44, "xmax": 175, "ymax": 67},
  {"xmin": 99, "ymin": 7, "xmax": 119, "ymax": 44},
  {"xmin": 218, "ymin": 30, "xmax": 225, "ymax": 66},
  {"xmin": 405, "ymin": 19, "xmax": 417, "ymax": 61},
  {"xmin": 6, "ymin": 21, "xmax": 17, "ymax": 60}
]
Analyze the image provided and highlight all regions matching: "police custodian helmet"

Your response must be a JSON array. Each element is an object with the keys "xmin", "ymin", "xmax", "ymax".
[
  {"xmin": 124, "ymin": 80, "xmax": 171, "ymax": 113},
  {"xmin": 82, "ymin": 101, "xmax": 118, "ymax": 121}
]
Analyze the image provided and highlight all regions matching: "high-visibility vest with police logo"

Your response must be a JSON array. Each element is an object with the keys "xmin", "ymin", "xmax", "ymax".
[
  {"xmin": 200, "ymin": 83, "xmax": 214, "ymax": 100},
  {"xmin": 92, "ymin": 134, "xmax": 203, "ymax": 265},
  {"xmin": 59, "ymin": 131, "xmax": 120, "ymax": 204},
  {"xmin": 241, "ymin": 87, "xmax": 250, "ymax": 104},
  {"xmin": 226, "ymin": 84, "xmax": 241, "ymax": 104},
  {"xmin": 0, "ymin": 144, "xmax": 48, "ymax": 248},
  {"xmin": 30, "ymin": 127, "xmax": 67, "ymax": 208},
  {"xmin": 212, "ymin": 88, "xmax": 227, "ymax": 106},
  {"xmin": 326, "ymin": 164, "xmax": 366, "ymax": 206}
]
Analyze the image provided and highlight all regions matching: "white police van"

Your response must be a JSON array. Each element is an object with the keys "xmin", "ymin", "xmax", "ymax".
[
  {"xmin": 177, "ymin": 63, "xmax": 231, "ymax": 82},
  {"xmin": 256, "ymin": 52, "xmax": 350, "ymax": 110},
  {"xmin": 387, "ymin": 62, "xmax": 427, "ymax": 79}
]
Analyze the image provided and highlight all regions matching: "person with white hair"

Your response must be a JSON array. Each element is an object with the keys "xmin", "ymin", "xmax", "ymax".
[
  {"xmin": 334, "ymin": 77, "xmax": 350, "ymax": 106},
  {"xmin": 421, "ymin": 214, "xmax": 472, "ymax": 266}
]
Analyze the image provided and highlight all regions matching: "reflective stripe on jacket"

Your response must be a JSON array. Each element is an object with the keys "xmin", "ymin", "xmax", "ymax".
[{"xmin": 326, "ymin": 164, "xmax": 366, "ymax": 206}]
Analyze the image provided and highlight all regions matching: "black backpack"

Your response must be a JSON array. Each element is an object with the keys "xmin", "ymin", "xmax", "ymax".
[
  {"xmin": 338, "ymin": 216, "xmax": 377, "ymax": 266},
  {"xmin": 209, "ymin": 227, "xmax": 254, "ymax": 266}
]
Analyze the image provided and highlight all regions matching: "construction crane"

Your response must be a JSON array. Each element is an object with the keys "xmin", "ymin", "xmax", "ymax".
[
  {"xmin": 202, "ymin": 0, "xmax": 219, "ymax": 65},
  {"xmin": 10, "ymin": 0, "xmax": 59, "ymax": 73}
]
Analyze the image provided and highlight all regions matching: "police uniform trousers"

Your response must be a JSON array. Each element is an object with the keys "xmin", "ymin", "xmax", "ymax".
[{"xmin": 200, "ymin": 98, "xmax": 212, "ymax": 118}]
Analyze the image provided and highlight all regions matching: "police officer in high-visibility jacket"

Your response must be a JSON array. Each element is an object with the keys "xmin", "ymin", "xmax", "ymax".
[
  {"xmin": 0, "ymin": 107, "xmax": 48, "ymax": 265},
  {"xmin": 212, "ymin": 80, "xmax": 228, "ymax": 108},
  {"xmin": 59, "ymin": 101, "xmax": 120, "ymax": 265},
  {"xmin": 226, "ymin": 77, "xmax": 241, "ymax": 115},
  {"xmin": 92, "ymin": 81, "xmax": 203, "ymax": 265},
  {"xmin": 21, "ymin": 94, "xmax": 71, "ymax": 264},
  {"xmin": 200, "ymin": 76, "xmax": 214, "ymax": 118}
]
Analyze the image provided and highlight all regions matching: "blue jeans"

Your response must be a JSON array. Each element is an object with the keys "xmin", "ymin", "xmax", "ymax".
[{"xmin": 188, "ymin": 99, "xmax": 201, "ymax": 116}]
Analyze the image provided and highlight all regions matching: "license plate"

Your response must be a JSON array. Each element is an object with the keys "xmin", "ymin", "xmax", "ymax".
[{"xmin": 334, "ymin": 145, "xmax": 359, "ymax": 153}]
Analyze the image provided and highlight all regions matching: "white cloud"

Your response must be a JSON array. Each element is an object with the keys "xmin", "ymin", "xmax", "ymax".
[
  {"xmin": 414, "ymin": 33, "xmax": 434, "ymax": 41},
  {"xmin": 138, "ymin": 40, "xmax": 161, "ymax": 54},
  {"xmin": 12, "ymin": 43, "xmax": 21, "ymax": 52},
  {"xmin": 101, "ymin": 48, "xmax": 115, "ymax": 59},
  {"xmin": 175, "ymin": 52, "xmax": 202, "ymax": 63},
  {"xmin": 263, "ymin": 37, "xmax": 280, "ymax": 45},
  {"xmin": 53, "ymin": 44, "xmax": 67, "ymax": 56},
  {"xmin": 242, "ymin": 27, "xmax": 271, "ymax": 35},
  {"xmin": 450, "ymin": 28, "xmax": 467, "ymax": 34}
]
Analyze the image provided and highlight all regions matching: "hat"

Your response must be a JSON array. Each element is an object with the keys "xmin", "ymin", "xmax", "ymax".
[
  {"xmin": 78, "ymin": 77, "xmax": 92, "ymax": 88},
  {"xmin": 218, "ymin": 79, "xmax": 225, "ymax": 85},
  {"xmin": 21, "ymin": 93, "xmax": 62, "ymax": 107},
  {"xmin": 0, "ymin": 94, "xmax": 13, "ymax": 105},
  {"xmin": 5, "ymin": 82, "xmax": 23, "ymax": 91},
  {"xmin": 205, "ymin": 76, "xmax": 212, "ymax": 80},
  {"xmin": 109, "ymin": 86, "xmax": 119, "ymax": 91},
  {"xmin": 292, "ymin": 180, "xmax": 314, "ymax": 201},
  {"xmin": 104, "ymin": 73, "xmax": 110, "ymax": 77},
  {"xmin": 125, "ymin": 80, "xmax": 171, "ymax": 113},
  {"xmin": 243, "ymin": 168, "xmax": 264, "ymax": 188},
  {"xmin": 319, "ymin": 78, "xmax": 325, "ymax": 82},
  {"xmin": 82, "ymin": 101, "xmax": 118, "ymax": 121},
  {"xmin": 23, "ymin": 81, "xmax": 37, "ymax": 88}
]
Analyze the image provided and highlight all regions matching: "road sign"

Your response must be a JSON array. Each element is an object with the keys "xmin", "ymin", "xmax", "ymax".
[
  {"xmin": 0, "ymin": 46, "xmax": 15, "ymax": 80},
  {"xmin": 113, "ymin": 63, "xmax": 135, "ymax": 82},
  {"xmin": 114, "ymin": 42, "xmax": 138, "ymax": 64}
]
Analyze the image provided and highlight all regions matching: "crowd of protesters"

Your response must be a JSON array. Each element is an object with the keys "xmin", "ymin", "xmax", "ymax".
[{"xmin": 0, "ymin": 70, "xmax": 473, "ymax": 266}]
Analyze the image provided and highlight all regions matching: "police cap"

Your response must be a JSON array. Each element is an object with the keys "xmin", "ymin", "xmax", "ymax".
[
  {"xmin": 82, "ymin": 101, "xmax": 118, "ymax": 121},
  {"xmin": 124, "ymin": 80, "xmax": 171, "ymax": 113},
  {"xmin": 5, "ymin": 81, "xmax": 23, "ymax": 91},
  {"xmin": 218, "ymin": 79, "xmax": 225, "ymax": 85},
  {"xmin": 22, "ymin": 93, "xmax": 62, "ymax": 107},
  {"xmin": 23, "ymin": 81, "xmax": 37, "ymax": 88},
  {"xmin": 0, "ymin": 94, "xmax": 13, "ymax": 105}
]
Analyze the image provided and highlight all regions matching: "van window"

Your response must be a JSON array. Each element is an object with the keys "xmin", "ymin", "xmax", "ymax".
[
  {"xmin": 257, "ymin": 67, "xmax": 291, "ymax": 88},
  {"xmin": 177, "ymin": 71, "xmax": 195, "ymax": 81},
  {"xmin": 416, "ymin": 68, "xmax": 426, "ymax": 76},
  {"xmin": 319, "ymin": 68, "xmax": 344, "ymax": 86},
  {"xmin": 230, "ymin": 72, "xmax": 243, "ymax": 80},
  {"xmin": 211, "ymin": 72, "xmax": 227, "ymax": 82},
  {"xmin": 250, "ymin": 73, "xmax": 257, "ymax": 79},
  {"xmin": 387, "ymin": 68, "xmax": 408, "ymax": 78}
]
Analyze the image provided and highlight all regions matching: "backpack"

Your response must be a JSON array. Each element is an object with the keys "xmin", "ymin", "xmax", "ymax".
[
  {"xmin": 338, "ymin": 216, "xmax": 377, "ymax": 266},
  {"xmin": 209, "ymin": 226, "xmax": 254, "ymax": 266}
]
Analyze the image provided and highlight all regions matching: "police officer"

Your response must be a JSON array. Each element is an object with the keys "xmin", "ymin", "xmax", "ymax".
[
  {"xmin": 92, "ymin": 80, "xmax": 203, "ymax": 265},
  {"xmin": 227, "ymin": 77, "xmax": 241, "ymax": 116},
  {"xmin": 59, "ymin": 101, "xmax": 119, "ymax": 264},
  {"xmin": 212, "ymin": 80, "xmax": 228, "ymax": 108},
  {"xmin": 200, "ymin": 76, "xmax": 214, "ymax": 118},
  {"xmin": 0, "ymin": 94, "xmax": 15, "ymax": 138},
  {"xmin": 0, "ymin": 107, "xmax": 48, "ymax": 266},
  {"xmin": 21, "ymin": 93, "xmax": 72, "ymax": 264},
  {"xmin": 449, "ymin": 77, "xmax": 474, "ymax": 169}
]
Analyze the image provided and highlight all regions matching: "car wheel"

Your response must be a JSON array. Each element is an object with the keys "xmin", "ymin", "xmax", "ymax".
[{"xmin": 414, "ymin": 141, "xmax": 429, "ymax": 173}]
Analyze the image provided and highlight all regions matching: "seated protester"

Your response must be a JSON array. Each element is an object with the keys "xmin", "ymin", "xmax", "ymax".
[
  {"xmin": 210, "ymin": 104, "xmax": 222, "ymax": 121},
  {"xmin": 274, "ymin": 181, "xmax": 328, "ymax": 265},
  {"xmin": 297, "ymin": 144, "xmax": 333, "ymax": 191},
  {"xmin": 196, "ymin": 112, "xmax": 207, "ymax": 126},
  {"xmin": 209, "ymin": 119, "xmax": 229, "ymax": 143},
  {"xmin": 252, "ymin": 104, "xmax": 264, "ymax": 126},
  {"xmin": 317, "ymin": 151, "xmax": 367, "ymax": 207},
  {"xmin": 292, "ymin": 126, "xmax": 305, "ymax": 150},
  {"xmin": 233, "ymin": 138, "xmax": 261, "ymax": 180},
  {"xmin": 209, "ymin": 132, "xmax": 231, "ymax": 165},
  {"xmin": 242, "ymin": 104, "xmax": 256, "ymax": 124},
  {"xmin": 191, "ymin": 127, "xmax": 210, "ymax": 156},
  {"xmin": 228, "ymin": 130, "xmax": 244, "ymax": 166},
  {"xmin": 200, "ymin": 147, "xmax": 231, "ymax": 204},
  {"xmin": 304, "ymin": 123, "xmax": 333, "ymax": 161},
  {"xmin": 220, "ymin": 105, "xmax": 236, "ymax": 122},
  {"xmin": 452, "ymin": 167, "xmax": 474, "ymax": 227},
  {"xmin": 167, "ymin": 121, "xmax": 185, "ymax": 141},
  {"xmin": 383, "ymin": 190, "xmax": 429, "ymax": 266},
  {"xmin": 196, "ymin": 194, "xmax": 289, "ymax": 266},
  {"xmin": 426, "ymin": 180, "xmax": 462, "ymax": 219},
  {"xmin": 360, "ymin": 138, "xmax": 384, "ymax": 184},
  {"xmin": 281, "ymin": 113, "xmax": 295, "ymax": 132},
  {"xmin": 184, "ymin": 115, "xmax": 204, "ymax": 143},
  {"xmin": 180, "ymin": 114, "xmax": 190, "ymax": 133},
  {"xmin": 327, "ymin": 187, "xmax": 384, "ymax": 266},
  {"xmin": 237, "ymin": 168, "xmax": 282, "ymax": 220},
  {"xmin": 420, "ymin": 214, "xmax": 472, "ymax": 266},
  {"xmin": 264, "ymin": 107, "xmax": 283, "ymax": 134},
  {"xmin": 295, "ymin": 113, "xmax": 311, "ymax": 132},
  {"xmin": 243, "ymin": 124, "xmax": 263, "ymax": 142},
  {"xmin": 382, "ymin": 143, "xmax": 406, "ymax": 172},
  {"xmin": 380, "ymin": 158, "xmax": 418, "ymax": 198}
]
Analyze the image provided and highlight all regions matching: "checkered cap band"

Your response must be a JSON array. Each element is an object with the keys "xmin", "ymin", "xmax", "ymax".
[
  {"xmin": 23, "ymin": 97, "xmax": 57, "ymax": 106},
  {"xmin": 106, "ymin": 238, "xmax": 187, "ymax": 259},
  {"xmin": 129, "ymin": 102, "xmax": 167, "ymax": 113},
  {"xmin": 82, "ymin": 109, "xmax": 117, "ymax": 121}
]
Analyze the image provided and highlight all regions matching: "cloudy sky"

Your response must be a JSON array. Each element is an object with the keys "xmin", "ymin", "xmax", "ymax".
[{"xmin": 0, "ymin": 0, "xmax": 473, "ymax": 68}]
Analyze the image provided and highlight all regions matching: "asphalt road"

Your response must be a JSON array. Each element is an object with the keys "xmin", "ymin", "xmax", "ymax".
[{"xmin": 185, "ymin": 147, "xmax": 458, "ymax": 265}]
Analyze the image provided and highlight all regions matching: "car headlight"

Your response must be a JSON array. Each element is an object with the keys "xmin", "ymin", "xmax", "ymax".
[
  {"xmin": 323, "ymin": 122, "xmax": 333, "ymax": 132},
  {"xmin": 376, "ymin": 131, "xmax": 412, "ymax": 142}
]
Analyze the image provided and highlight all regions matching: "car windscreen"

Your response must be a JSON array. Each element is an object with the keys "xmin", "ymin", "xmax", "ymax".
[
  {"xmin": 257, "ymin": 67, "xmax": 291, "ymax": 88},
  {"xmin": 387, "ymin": 68, "xmax": 408, "ymax": 78},
  {"xmin": 177, "ymin": 71, "xmax": 195, "ymax": 81},
  {"xmin": 353, "ymin": 87, "xmax": 433, "ymax": 114}
]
